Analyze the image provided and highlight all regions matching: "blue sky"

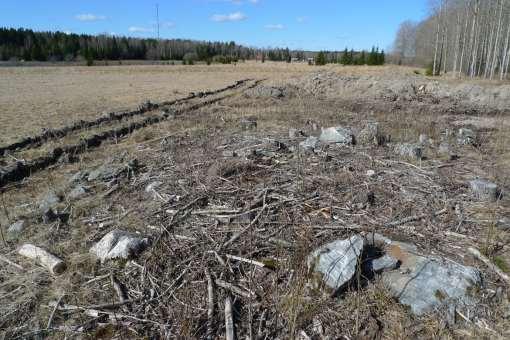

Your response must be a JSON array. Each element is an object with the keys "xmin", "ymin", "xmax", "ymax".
[{"xmin": 0, "ymin": 0, "xmax": 428, "ymax": 51}]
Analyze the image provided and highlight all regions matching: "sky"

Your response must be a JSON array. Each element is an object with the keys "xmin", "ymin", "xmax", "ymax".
[{"xmin": 0, "ymin": 0, "xmax": 428, "ymax": 51}]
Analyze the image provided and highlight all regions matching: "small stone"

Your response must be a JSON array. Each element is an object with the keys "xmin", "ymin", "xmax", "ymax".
[
  {"xmin": 90, "ymin": 229, "xmax": 150, "ymax": 263},
  {"xmin": 497, "ymin": 217, "xmax": 510, "ymax": 231},
  {"xmin": 371, "ymin": 254, "xmax": 399, "ymax": 273},
  {"xmin": 38, "ymin": 191, "xmax": 61, "ymax": 211},
  {"xmin": 239, "ymin": 117, "xmax": 258, "ymax": 131},
  {"xmin": 469, "ymin": 179, "xmax": 501, "ymax": 202},
  {"xmin": 145, "ymin": 181, "xmax": 162, "ymax": 193},
  {"xmin": 366, "ymin": 170, "xmax": 376, "ymax": 177},
  {"xmin": 394, "ymin": 143, "xmax": 423, "ymax": 160},
  {"xmin": 308, "ymin": 235, "xmax": 364, "ymax": 291},
  {"xmin": 289, "ymin": 128, "xmax": 306, "ymax": 139},
  {"xmin": 68, "ymin": 185, "xmax": 88, "ymax": 200},
  {"xmin": 457, "ymin": 128, "xmax": 476, "ymax": 146},
  {"xmin": 7, "ymin": 220, "xmax": 26, "ymax": 236},
  {"xmin": 299, "ymin": 136, "xmax": 319, "ymax": 152},
  {"xmin": 419, "ymin": 134, "xmax": 430, "ymax": 146},
  {"xmin": 222, "ymin": 150, "xmax": 236, "ymax": 157},
  {"xmin": 320, "ymin": 127, "xmax": 354, "ymax": 145}
]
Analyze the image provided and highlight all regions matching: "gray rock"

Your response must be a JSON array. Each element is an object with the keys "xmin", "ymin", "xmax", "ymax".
[
  {"xmin": 222, "ymin": 150, "xmax": 236, "ymax": 158},
  {"xmin": 69, "ymin": 171, "xmax": 88, "ymax": 184},
  {"xmin": 381, "ymin": 244, "xmax": 483, "ymax": 316},
  {"xmin": 68, "ymin": 185, "xmax": 88, "ymax": 200},
  {"xmin": 371, "ymin": 254, "xmax": 399, "ymax": 273},
  {"xmin": 239, "ymin": 117, "xmax": 258, "ymax": 131},
  {"xmin": 358, "ymin": 122, "xmax": 384, "ymax": 146},
  {"xmin": 145, "ymin": 181, "xmax": 163, "ymax": 193},
  {"xmin": 457, "ymin": 128, "xmax": 476, "ymax": 146},
  {"xmin": 364, "ymin": 233, "xmax": 482, "ymax": 316},
  {"xmin": 299, "ymin": 136, "xmax": 319, "ymax": 152},
  {"xmin": 394, "ymin": 143, "xmax": 423, "ymax": 160},
  {"xmin": 289, "ymin": 128, "xmax": 305, "ymax": 139},
  {"xmin": 7, "ymin": 220, "xmax": 26, "ymax": 236},
  {"xmin": 320, "ymin": 127, "xmax": 354, "ymax": 145},
  {"xmin": 308, "ymin": 235, "xmax": 364, "ymax": 291},
  {"xmin": 419, "ymin": 134, "xmax": 430, "ymax": 146},
  {"xmin": 38, "ymin": 191, "xmax": 61, "ymax": 211},
  {"xmin": 469, "ymin": 179, "xmax": 501, "ymax": 202},
  {"xmin": 366, "ymin": 170, "xmax": 376, "ymax": 178},
  {"xmin": 90, "ymin": 229, "xmax": 150, "ymax": 263},
  {"xmin": 497, "ymin": 217, "xmax": 510, "ymax": 230},
  {"xmin": 87, "ymin": 164, "xmax": 120, "ymax": 182}
]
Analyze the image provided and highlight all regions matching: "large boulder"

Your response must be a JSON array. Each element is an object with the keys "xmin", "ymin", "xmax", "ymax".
[
  {"xmin": 90, "ymin": 229, "xmax": 150, "ymax": 263},
  {"xmin": 380, "ymin": 240, "xmax": 483, "ymax": 316},
  {"xmin": 319, "ymin": 127, "xmax": 354, "ymax": 145},
  {"xmin": 308, "ymin": 235, "xmax": 364, "ymax": 291}
]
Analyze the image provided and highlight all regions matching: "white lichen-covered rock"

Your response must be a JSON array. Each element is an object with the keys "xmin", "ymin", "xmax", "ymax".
[
  {"xmin": 38, "ymin": 191, "xmax": 61, "ymax": 211},
  {"xmin": 90, "ymin": 229, "xmax": 150, "ymax": 263},
  {"xmin": 394, "ymin": 143, "xmax": 423, "ymax": 160},
  {"xmin": 319, "ymin": 126, "xmax": 354, "ymax": 145},
  {"xmin": 308, "ymin": 235, "xmax": 364, "ymax": 291},
  {"xmin": 469, "ymin": 179, "xmax": 501, "ymax": 202}
]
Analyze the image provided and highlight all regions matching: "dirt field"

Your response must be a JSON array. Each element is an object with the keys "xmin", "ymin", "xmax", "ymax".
[{"xmin": 1, "ymin": 63, "xmax": 510, "ymax": 339}]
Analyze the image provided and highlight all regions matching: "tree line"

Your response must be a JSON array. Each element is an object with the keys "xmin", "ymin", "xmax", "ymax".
[
  {"xmin": 393, "ymin": 0, "xmax": 510, "ymax": 79},
  {"xmin": 315, "ymin": 47, "xmax": 385, "ymax": 66}
]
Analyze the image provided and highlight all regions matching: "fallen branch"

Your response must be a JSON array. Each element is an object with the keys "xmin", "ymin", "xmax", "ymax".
[
  {"xmin": 205, "ymin": 268, "xmax": 215, "ymax": 340},
  {"xmin": 225, "ymin": 254, "xmax": 266, "ymax": 268},
  {"xmin": 216, "ymin": 279, "xmax": 256, "ymax": 299},
  {"xmin": 18, "ymin": 244, "xmax": 66, "ymax": 275},
  {"xmin": 468, "ymin": 247, "xmax": 510, "ymax": 285},
  {"xmin": 0, "ymin": 254, "xmax": 24, "ymax": 271},
  {"xmin": 384, "ymin": 208, "xmax": 448, "ymax": 228},
  {"xmin": 225, "ymin": 295, "xmax": 235, "ymax": 340}
]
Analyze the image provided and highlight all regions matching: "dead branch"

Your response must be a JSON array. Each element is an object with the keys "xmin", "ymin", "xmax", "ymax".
[{"xmin": 468, "ymin": 247, "xmax": 510, "ymax": 285}]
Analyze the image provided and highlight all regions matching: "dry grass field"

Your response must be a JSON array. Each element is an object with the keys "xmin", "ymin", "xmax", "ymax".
[
  {"xmin": 0, "ymin": 63, "xmax": 422, "ymax": 145},
  {"xmin": 1, "ymin": 62, "xmax": 510, "ymax": 339}
]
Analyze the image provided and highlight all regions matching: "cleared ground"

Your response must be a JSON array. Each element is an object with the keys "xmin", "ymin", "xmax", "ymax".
[{"xmin": 1, "ymin": 63, "xmax": 510, "ymax": 339}]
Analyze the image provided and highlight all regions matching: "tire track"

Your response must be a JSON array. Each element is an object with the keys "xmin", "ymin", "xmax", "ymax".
[
  {"xmin": 0, "ymin": 79, "xmax": 252, "ymax": 157},
  {"xmin": 0, "ymin": 79, "xmax": 262, "ymax": 188}
]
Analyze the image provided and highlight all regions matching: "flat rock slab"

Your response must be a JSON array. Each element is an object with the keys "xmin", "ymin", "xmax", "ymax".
[
  {"xmin": 381, "ymin": 241, "xmax": 482, "ymax": 316},
  {"xmin": 308, "ymin": 235, "xmax": 364, "ymax": 291},
  {"xmin": 90, "ymin": 229, "xmax": 150, "ymax": 263},
  {"xmin": 320, "ymin": 127, "xmax": 354, "ymax": 145},
  {"xmin": 87, "ymin": 164, "xmax": 121, "ymax": 182}
]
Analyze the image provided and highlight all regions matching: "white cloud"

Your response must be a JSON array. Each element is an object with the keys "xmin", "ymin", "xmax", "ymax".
[
  {"xmin": 128, "ymin": 26, "xmax": 154, "ymax": 33},
  {"xmin": 211, "ymin": 12, "xmax": 247, "ymax": 22},
  {"xmin": 75, "ymin": 14, "xmax": 107, "ymax": 22},
  {"xmin": 265, "ymin": 24, "xmax": 285, "ymax": 30}
]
